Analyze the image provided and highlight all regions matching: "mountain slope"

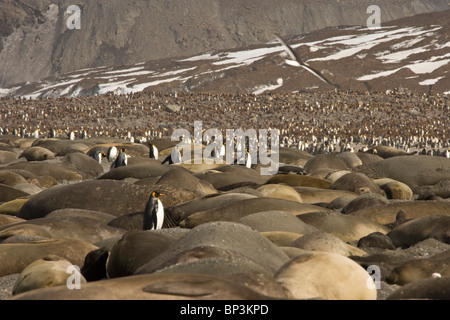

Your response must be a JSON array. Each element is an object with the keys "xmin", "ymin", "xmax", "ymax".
[
  {"xmin": 0, "ymin": 0, "xmax": 449, "ymax": 87},
  {"xmin": 2, "ymin": 9, "xmax": 449, "ymax": 98}
]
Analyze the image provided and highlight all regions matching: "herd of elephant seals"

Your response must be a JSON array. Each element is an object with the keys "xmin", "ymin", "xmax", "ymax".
[{"xmin": 0, "ymin": 104, "xmax": 450, "ymax": 300}]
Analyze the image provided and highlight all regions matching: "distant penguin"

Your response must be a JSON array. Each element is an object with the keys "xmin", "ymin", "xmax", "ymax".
[
  {"xmin": 149, "ymin": 143, "xmax": 159, "ymax": 160},
  {"xmin": 245, "ymin": 149, "xmax": 252, "ymax": 168},
  {"xmin": 219, "ymin": 143, "xmax": 226, "ymax": 157},
  {"xmin": 143, "ymin": 191, "xmax": 165, "ymax": 230},
  {"xmin": 235, "ymin": 148, "xmax": 251, "ymax": 168},
  {"xmin": 93, "ymin": 151, "xmax": 106, "ymax": 164},
  {"xmin": 111, "ymin": 148, "xmax": 127, "ymax": 168},
  {"xmin": 107, "ymin": 146, "xmax": 118, "ymax": 162},
  {"xmin": 162, "ymin": 146, "xmax": 181, "ymax": 165},
  {"xmin": 211, "ymin": 146, "xmax": 220, "ymax": 159},
  {"xmin": 69, "ymin": 131, "xmax": 75, "ymax": 141}
]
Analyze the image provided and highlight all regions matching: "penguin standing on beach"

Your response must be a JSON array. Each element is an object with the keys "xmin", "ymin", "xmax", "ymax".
[
  {"xmin": 93, "ymin": 151, "xmax": 106, "ymax": 164},
  {"xmin": 107, "ymin": 146, "xmax": 118, "ymax": 162},
  {"xmin": 162, "ymin": 146, "xmax": 181, "ymax": 165},
  {"xmin": 111, "ymin": 148, "xmax": 127, "ymax": 168},
  {"xmin": 235, "ymin": 148, "xmax": 251, "ymax": 168},
  {"xmin": 143, "ymin": 191, "xmax": 165, "ymax": 230},
  {"xmin": 149, "ymin": 143, "xmax": 159, "ymax": 160}
]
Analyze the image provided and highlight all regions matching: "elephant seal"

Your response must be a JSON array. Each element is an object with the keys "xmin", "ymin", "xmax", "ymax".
[
  {"xmin": 374, "ymin": 178, "xmax": 413, "ymax": 200},
  {"xmin": 0, "ymin": 214, "xmax": 25, "ymax": 228},
  {"xmin": 357, "ymin": 232, "xmax": 396, "ymax": 250},
  {"xmin": 11, "ymin": 272, "xmax": 274, "ymax": 300},
  {"xmin": 355, "ymin": 152, "xmax": 384, "ymax": 164},
  {"xmin": 179, "ymin": 198, "xmax": 329, "ymax": 229},
  {"xmin": 353, "ymin": 155, "xmax": 450, "ymax": 188},
  {"xmin": 60, "ymin": 153, "xmax": 104, "ymax": 179},
  {"xmin": 387, "ymin": 276, "xmax": 450, "ymax": 300},
  {"xmin": 107, "ymin": 230, "xmax": 179, "ymax": 278},
  {"xmin": 386, "ymin": 250, "xmax": 450, "ymax": 285},
  {"xmin": 0, "ymin": 183, "xmax": 29, "ymax": 202},
  {"xmin": 155, "ymin": 167, "xmax": 206, "ymax": 196},
  {"xmin": 325, "ymin": 170, "xmax": 352, "ymax": 183},
  {"xmin": 278, "ymin": 147, "xmax": 313, "ymax": 166},
  {"xmin": 134, "ymin": 222, "xmax": 290, "ymax": 276},
  {"xmin": 275, "ymin": 252, "xmax": 377, "ymax": 300},
  {"xmin": 291, "ymin": 231, "xmax": 366, "ymax": 257},
  {"xmin": 0, "ymin": 171, "xmax": 28, "ymax": 186},
  {"xmin": 336, "ymin": 152, "xmax": 363, "ymax": 168},
  {"xmin": 265, "ymin": 174, "xmax": 331, "ymax": 189},
  {"xmin": 329, "ymin": 172, "xmax": 384, "ymax": 195},
  {"xmin": 2, "ymin": 162, "xmax": 83, "ymax": 182},
  {"xmin": 31, "ymin": 139, "xmax": 84, "ymax": 155},
  {"xmin": 342, "ymin": 193, "xmax": 390, "ymax": 214},
  {"xmin": 0, "ymin": 238, "xmax": 98, "ymax": 277},
  {"xmin": 17, "ymin": 179, "xmax": 192, "ymax": 220},
  {"xmin": 237, "ymin": 211, "xmax": 318, "ymax": 234},
  {"xmin": 12, "ymin": 254, "xmax": 87, "ymax": 295},
  {"xmin": 349, "ymin": 201, "xmax": 450, "ymax": 225},
  {"xmin": 303, "ymin": 154, "xmax": 349, "ymax": 174},
  {"xmin": 388, "ymin": 214, "xmax": 450, "ymax": 248},
  {"xmin": 256, "ymin": 184, "xmax": 303, "ymax": 202},
  {"xmin": 98, "ymin": 163, "xmax": 171, "ymax": 180},
  {"xmin": 412, "ymin": 180, "xmax": 450, "ymax": 199},
  {"xmin": 194, "ymin": 166, "xmax": 269, "ymax": 190},
  {"xmin": 0, "ymin": 216, "xmax": 126, "ymax": 244},
  {"xmin": 0, "ymin": 199, "xmax": 29, "ymax": 216},
  {"xmin": 55, "ymin": 142, "xmax": 90, "ymax": 156},
  {"xmin": 365, "ymin": 145, "xmax": 416, "ymax": 159},
  {"xmin": 293, "ymin": 187, "xmax": 358, "ymax": 204},
  {"xmin": 154, "ymin": 249, "xmax": 287, "ymax": 299},
  {"xmin": 297, "ymin": 211, "xmax": 390, "ymax": 242},
  {"xmin": 0, "ymin": 150, "xmax": 19, "ymax": 165},
  {"xmin": 261, "ymin": 231, "xmax": 304, "ymax": 247},
  {"xmin": 19, "ymin": 146, "xmax": 55, "ymax": 161},
  {"xmin": 166, "ymin": 192, "xmax": 258, "ymax": 222},
  {"xmin": 45, "ymin": 208, "xmax": 117, "ymax": 224}
]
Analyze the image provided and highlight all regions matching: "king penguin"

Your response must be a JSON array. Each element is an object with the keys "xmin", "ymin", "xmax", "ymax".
[
  {"xmin": 149, "ymin": 143, "xmax": 159, "ymax": 160},
  {"xmin": 111, "ymin": 148, "xmax": 127, "ymax": 168},
  {"xmin": 93, "ymin": 151, "xmax": 106, "ymax": 164},
  {"xmin": 162, "ymin": 146, "xmax": 182, "ymax": 165},
  {"xmin": 143, "ymin": 191, "xmax": 165, "ymax": 230},
  {"xmin": 107, "ymin": 146, "xmax": 118, "ymax": 162},
  {"xmin": 234, "ymin": 148, "xmax": 251, "ymax": 168}
]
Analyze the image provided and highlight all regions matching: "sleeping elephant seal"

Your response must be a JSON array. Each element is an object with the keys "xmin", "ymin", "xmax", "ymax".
[
  {"xmin": 12, "ymin": 254, "xmax": 87, "ymax": 295},
  {"xmin": 387, "ymin": 276, "xmax": 450, "ymax": 300},
  {"xmin": 353, "ymin": 156, "xmax": 450, "ymax": 188},
  {"xmin": 0, "ymin": 238, "xmax": 98, "ymax": 277},
  {"xmin": 256, "ymin": 184, "xmax": 303, "ymax": 202},
  {"xmin": 365, "ymin": 145, "xmax": 416, "ymax": 159},
  {"xmin": 303, "ymin": 154, "xmax": 349, "ymax": 174},
  {"xmin": 386, "ymin": 250, "xmax": 450, "ymax": 285},
  {"xmin": 297, "ymin": 211, "xmax": 390, "ymax": 242},
  {"xmin": 134, "ymin": 222, "xmax": 290, "ymax": 276},
  {"xmin": 179, "ymin": 198, "xmax": 328, "ymax": 229},
  {"xmin": 275, "ymin": 252, "xmax": 377, "ymax": 300},
  {"xmin": 19, "ymin": 146, "xmax": 55, "ymax": 161},
  {"xmin": 349, "ymin": 201, "xmax": 450, "ymax": 225},
  {"xmin": 387, "ymin": 214, "xmax": 450, "ymax": 248},
  {"xmin": 10, "ymin": 272, "xmax": 274, "ymax": 300},
  {"xmin": 106, "ymin": 229, "xmax": 187, "ymax": 278},
  {"xmin": 329, "ymin": 172, "xmax": 384, "ymax": 195},
  {"xmin": 373, "ymin": 178, "xmax": 413, "ymax": 200}
]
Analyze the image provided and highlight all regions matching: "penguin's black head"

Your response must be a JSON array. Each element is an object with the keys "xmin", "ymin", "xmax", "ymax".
[{"xmin": 151, "ymin": 191, "xmax": 165, "ymax": 198}]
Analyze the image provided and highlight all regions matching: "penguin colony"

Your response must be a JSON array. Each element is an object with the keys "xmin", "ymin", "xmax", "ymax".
[{"xmin": 0, "ymin": 90, "xmax": 448, "ymax": 156}]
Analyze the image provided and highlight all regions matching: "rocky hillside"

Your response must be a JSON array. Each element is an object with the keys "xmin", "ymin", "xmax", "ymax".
[
  {"xmin": 0, "ymin": 0, "xmax": 449, "ymax": 87},
  {"xmin": 2, "ymin": 9, "xmax": 449, "ymax": 98}
]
